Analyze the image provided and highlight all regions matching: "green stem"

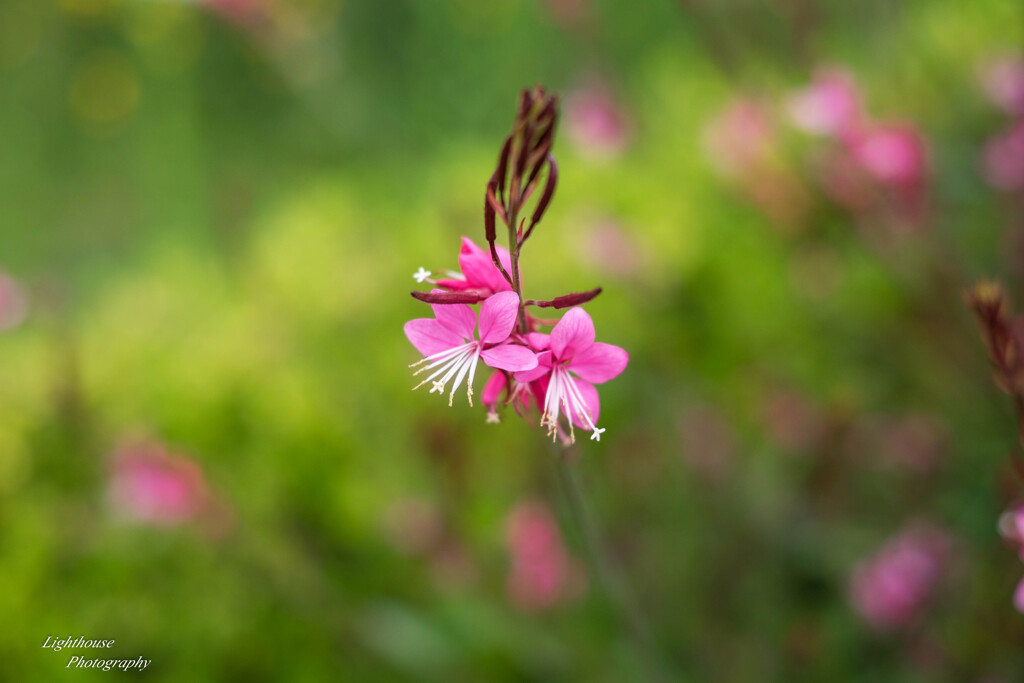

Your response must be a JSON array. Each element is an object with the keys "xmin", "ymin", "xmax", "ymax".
[
  {"xmin": 506, "ymin": 181, "xmax": 529, "ymax": 335},
  {"xmin": 553, "ymin": 448, "xmax": 669, "ymax": 682}
]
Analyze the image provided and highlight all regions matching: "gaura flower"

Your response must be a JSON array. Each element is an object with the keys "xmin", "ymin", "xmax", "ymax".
[
  {"xmin": 997, "ymin": 504, "xmax": 1024, "ymax": 613},
  {"xmin": 515, "ymin": 307, "xmax": 628, "ymax": 442},
  {"xmin": 787, "ymin": 67, "xmax": 863, "ymax": 138},
  {"xmin": 505, "ymin": 500, "xmax": 584, "ymax": 611},
  {"xmin": 845, "ymin": 123, "xmax": 928, "ymax": 187},
  {"xmin": 847, "ymin": 522, "xmax": 951, "ymax": 630},
  {"xmin": 109, "ymin": 439, "xmax": 212, "ymax": 526},
  {"xmin": 418, "ymin": 236, "xmax": 515, "ymax": 296},
  {"xmin": 481, "ymin": 370, "xmax": 541, "ymax": 424},
  {"xmin": 983, "ymin": 120, "xmax": 1024, "ymax": 191},
  {"xmin": 404, "ymin": 291, "xmax": 537, "ymax": 407}
]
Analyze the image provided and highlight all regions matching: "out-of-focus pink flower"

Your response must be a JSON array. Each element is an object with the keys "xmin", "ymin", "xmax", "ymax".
[
  {"xmin": 109, "ymin": 439, "xmax": 212, "ymax": 526},
  {"xmin": 787, "ymin": 68, "xmax": 863, "ymax": 137},
  {"xmin": 983, "ymin": 120, "xmax": 1024, "ymax": 191},
  {"xmin": 847, "ymin": 123, "xmax": 928, "ymax": 187},
  {"xmin": 515, "ymin": 308, "xmax": 629, "ymax": 442},
  {"xmin": 576, "ymin": 216, "xmax": 643, "ymax": 278},
  {"xmin": 848, "ymin": 523, "xmax": 952, "ymax": 630},
  {"xmin": 979, "ymin": 56, "xmax": 1024, "ymax": 115},
  {"xmin": 505, "ymin": 501, "xmax": 583, "ymax": 611},
  {"xmin": 405, "ymin": 291, "xmax": 538, "ymax": 406},
  {"xmin": 703, "ymin": 97, "xmax": 775, "ymax": 177},
  {"xmin": 0, "ymin": 269, "xmax": 28, "ymax": 332},
  {"xmin": 565, "ymin": 82, "xmax": 630, "ymax": 159},
  {"xmin": 998, "ymin": 504, "xmax": 1024, "ymax": 613}
]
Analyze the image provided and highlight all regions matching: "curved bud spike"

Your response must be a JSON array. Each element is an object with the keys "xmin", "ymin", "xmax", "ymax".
[
  {"xmin": 495, "ymin": 136, "xmax": 512, "ymax": 204},
  {"xmin": 484, "ymin": 177, "xmax": 499, "ymax": 243},
  {"xmin": 523, "ymin": 156, "xmax": 558, "ymax": 244}
]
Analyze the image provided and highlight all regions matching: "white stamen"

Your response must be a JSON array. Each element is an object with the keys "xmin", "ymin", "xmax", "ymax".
[
  {"xmin": 447, "ymin": 348, "xmax": 479, "ymax": 406},
  {"xmin": 412, "ymin": 346, "xmax": 473, "ymax": 391},
  {"xmin": 410, "ymin": 342, "xmax": 481, "ymax": 407},
  {"xmin": 541, "ymin": 366, "xmax": 606, "ymax": 443}
]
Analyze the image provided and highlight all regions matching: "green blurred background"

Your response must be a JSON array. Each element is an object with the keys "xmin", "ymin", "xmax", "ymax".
[{"xmin": 2, "ymin": 0, "xmax": 1024, "ymax": 680}]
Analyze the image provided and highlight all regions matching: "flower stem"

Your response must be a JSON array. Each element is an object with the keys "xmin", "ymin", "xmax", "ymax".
[
  {"xmin": 507, "ymin": 187, "xmax": 530, "ymax": 335},
  {"xmin": 552, "ymin": 447, "xmax": 670, "ymax": 681}
]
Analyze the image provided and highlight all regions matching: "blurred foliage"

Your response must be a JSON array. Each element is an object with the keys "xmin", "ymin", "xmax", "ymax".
[{"xmin": 1, "ymin": 0, "xmax": 1024, "ymax": 681}]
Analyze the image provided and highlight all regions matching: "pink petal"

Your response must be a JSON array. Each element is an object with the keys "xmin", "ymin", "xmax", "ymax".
[
  {"xmin": 458, "ymin": 237, "xmax": 512, "ymax": 293},
  {"xmin": 569, "ymin": 378, "xmax": 601, "ymax": 431},
  {"xmin": 478, "ymin": 291, "xmax": 521, "ymax": 344},
  {"xmin": 481, "ymin": 344, "xmax": 538, "ymax": 372},
  {"xmin": 550, "ymin": 307, "xmax": 595, "ymax": 360},
  {"xmin": 434, "ymin": 277, "xmax": 471, "ymax": 291},
  {"xmin": 404, "ymin": 319, "xmax": 464, "ymax": 357},
  {"xmin": 526, "ymin": 332, "xmax": 550, "ymax": 351},
  {"xmin": 515, "ymin": 351, "xmax": 552, "ymax": 383},
  {"xmin": 430, "ymin": 290, "xmax": 477, "ymax": 340},
  {"xmin": 1015, "ymin": 576, "xmax": 1024, "ymax": 614},
  {"xmin": 482, "ymin": 371, "xmax": 507, "ymax": 407},
  {"xmin": 568, "ymin": 342, "xmax": 629, "ymax": 384}
]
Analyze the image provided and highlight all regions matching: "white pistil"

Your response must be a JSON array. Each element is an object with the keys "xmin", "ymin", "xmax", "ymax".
[
  {"xmin": 412, "ymin": 267, "xmax": 432, "ymax": 283},
  {"xmin": 486, "ymin": 411, "xmax": 501, "ymax": 424}
]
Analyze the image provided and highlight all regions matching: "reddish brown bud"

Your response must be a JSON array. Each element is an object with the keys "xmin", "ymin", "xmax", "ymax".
[
  {"xmin": 411, "ymin": 291, "xmax": 489, "ymax": 305},
  {"xmin": 525, "ymin": 287, "xmax": 603, "ymax": 309}
]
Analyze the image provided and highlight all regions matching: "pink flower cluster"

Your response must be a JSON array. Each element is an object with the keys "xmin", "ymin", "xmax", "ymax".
[
  {"xmin": 704, "ymin": 67, "xmax": 931, "ymax": 231},
  {"xmin": 405, "ymin": 237, "xmax": 628, "ymax": 443},
  {"xmin": 847, "ymin": 522, "xmax": 952, "ymax": 630},
  {"xmin": 787, "ymin": 68, "xmax": 929, "ymax": 225},
  {"xmin": 504, "ymin": 501, "xmax": 583, "ymax": 610},
  {"xmin": 998, "ymin": 504, "xmax": 1024, "ymax": 613},
  {"xmin": 978, "ymin": 56, "xmax": 1024, "ymax": 192}
]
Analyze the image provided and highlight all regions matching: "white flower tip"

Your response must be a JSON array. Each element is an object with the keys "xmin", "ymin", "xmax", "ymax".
[
  {"xmin": 412, "ymin": 267, "xmax": 432, "ymax": 283},
  {"xmin": 486, "ymin": 411, "xmax": 501, "ymax": 424},
  {"xmin": 590, "ymin": 427, "xmax": 606, "ymax": 442}
]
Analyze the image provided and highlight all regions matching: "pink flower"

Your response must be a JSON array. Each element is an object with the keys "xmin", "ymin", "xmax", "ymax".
[
  {"xmin": 514, "ymin": 307, "xmax": 628, "ymax": 442},
  {"xmin": 109, "ymin": 439, "xmax": 211, "ymax": 526},
  {"xmin": 982, "ymin": 120, "xmax": 1024, "ymax": 191},
  {"xmin": 421, "ymin": 236, "xmax": 514, "ymax": 296},
  {"xmin": 848, "ymin": 523, "xmax": 951, "ymax": 630},
  {"xmin": 480, "ymin": 370, "xmax": 540, "ymax": 424},
  {"xmin": 702, "ymin": 97, "xmax": 775, "ymax": 177},
  {"xmin": 978, "ymin": 56, "xmax": 1024, "ymax": 115},
  {"xmin": 0, "ymin": 269, "xmax": 28, "ymax": 332},
  {"xmin": 405, "ymin": 291, "xmax": 537, "ymax": 406},
  {"xmin": 565, "ymin": 82, "xmax": 630, "ymax": 159},
  {"xmin": 505, "ymin": 501, "xmax": 583, "ymax": 611},
  {"xmin": 787, "ymin": 68, "xmax": 863, "ymax": 137},
  {"xmin": 846, "ymin": 123, "xmax": 928, "ymax": 187},
  {"xmin": 998, "ymin": 504, "xmax": 1024, "ymax": 613}
]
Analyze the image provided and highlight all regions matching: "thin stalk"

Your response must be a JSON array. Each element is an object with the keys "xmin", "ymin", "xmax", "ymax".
[
  {"xmin": 506, "ymin": 181, "xmax": 530, "ymax": 335},
  {"xmin": 552, "ymin": 447, "xmax": 669, "ymax": 682}
]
